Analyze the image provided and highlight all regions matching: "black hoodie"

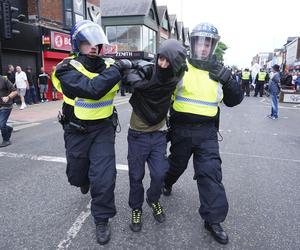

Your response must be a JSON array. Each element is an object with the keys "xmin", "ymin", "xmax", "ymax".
[{"xmin": 126, "ymin": 39, "xmax": 187, "ymax": 126}]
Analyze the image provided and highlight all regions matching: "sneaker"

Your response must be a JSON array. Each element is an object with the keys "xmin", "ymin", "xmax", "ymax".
[
  {"xmin": 0, "ymin": 140, "xmax": 11, "ymax": 147},
  {"xmin": 146, "ymin": 198, "xmax": 166, "ymax": 223},
  {"xmin": 162, "ymin": 184, "xmax": 172, "ymax": 196},
  {"xmin": 96, "ymin": 221, "xmax": 111, "ymax": 245},
  {"xmin": 130, "ymin": 209, "xmax": 142, "ymax": 232},
  {"xmin": 20, "ymin": 105, "xmax": 25, "ymax": 110},
  {"xmin": 80, "ymin": 184, "xmax": 90, "ymax": 194}
]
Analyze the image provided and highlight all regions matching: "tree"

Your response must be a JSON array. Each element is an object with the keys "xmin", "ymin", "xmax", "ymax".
[{"xmin": 215, "ymin": 41, "xmax": 228, "ymax": 62}]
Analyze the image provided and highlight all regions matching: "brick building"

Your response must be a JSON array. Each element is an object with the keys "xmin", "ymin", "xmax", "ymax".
[{"xmin": 0, "ymin": 0, "xmax": 101, "ymax": 99}]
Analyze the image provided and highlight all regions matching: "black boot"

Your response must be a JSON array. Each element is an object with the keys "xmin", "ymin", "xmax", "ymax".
[
  {"xmin": 204, "ymin": 221, "xmax": 229, "ymax": 245},
  {"xmin": 80, "ymin": 184, "xmax": 90, "ymax": 194},
  {"xmin": 146, "ymin": 199, "xmax": 166, "ymax": 223},
  {"xmin": 96, "ymin": 221, "xmax": 111, "ymax": 245},
  {"xmin": 130, "ymin": 209, "xmax": 142, "ymax": 232},
  {"xmin": 162, "ymin": 184, "xmax": 172, "ymax": 196}
]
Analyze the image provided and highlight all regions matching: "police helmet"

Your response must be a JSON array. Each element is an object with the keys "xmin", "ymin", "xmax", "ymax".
[
  {"xmin": 70, "ymin": 20, "xmax": 108, "ymax": 53},
  {"xmin": 190, "ymin": 22, "xmax": 220, "ymax": 62}
]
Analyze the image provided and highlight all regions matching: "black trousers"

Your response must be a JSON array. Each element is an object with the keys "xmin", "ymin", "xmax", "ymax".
[
  {"xmin": 164, "ymin": 123, "xmax": 228, "ymax": 223},
  {"xmin": 64, "ymin": 123, "xmax": 116, "ymax": 224},
  {"xmin": 254, "ymin": 81, "xmax": 264, "ymax": 97},
  {"xmin": 242, "ymin": 81, "xmax": 250, "ymax": 96}
]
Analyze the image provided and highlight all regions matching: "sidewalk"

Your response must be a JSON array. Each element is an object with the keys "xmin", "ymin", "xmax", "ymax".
[
  {"xmin": 8, "ymin": 95, "xmax": 130, "ymax": 123},
  {"xmin": 9, "ymin": 101, "xmax": 63, "ymax": 123}
]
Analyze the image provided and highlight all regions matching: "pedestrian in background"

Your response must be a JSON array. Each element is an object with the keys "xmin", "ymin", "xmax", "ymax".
[
  {"xmin": 6, "ymin": 65, "xmax": 15, "ymax": 84},
  {"xmin": 15, "ymin": 66, "xmax": 28, "ymax": 110},
  {"xmin": 38, "ymin": 67, "xmax": 49, "ymax": 102},
  {"xmin": 50, "ymin": 66, "xmax": 58, "ymax": 101},
  {"xmin": 267, "ymin": 64, "xmax": 281, "ymax": 119},
  {"xmin": 25, "ymin": 66, "xmax": 37, "ymax": 104},
  {"xmin": 0, "ymin": 75, "xmax": 17, "ymax": 147}
]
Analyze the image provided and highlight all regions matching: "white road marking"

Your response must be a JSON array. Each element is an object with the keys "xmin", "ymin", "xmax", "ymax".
[
  {"xmin": 12, "ymin": 122, "xmax": 41, "ymax": 131},
  {"xmin": 0, "ymin": 152, "xmax": 128, "ymax": 170},
  {"xmin": 57, "ymin": 201, "xmax": 91, "ymax": 250}
]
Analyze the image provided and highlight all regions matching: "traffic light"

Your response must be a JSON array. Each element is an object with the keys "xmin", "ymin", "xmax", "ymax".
[{"xmin": 1, "ymin": 0, "xmax": 20, "ymax": 39}]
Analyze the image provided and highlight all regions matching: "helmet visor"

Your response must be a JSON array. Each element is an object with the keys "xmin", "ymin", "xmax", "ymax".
[
  {"xmin": 190, "ymin": 36, "xmax": 219, "ymax": 61},
  {"xmin": 73, "ymin": 23, "xmax": 109, "ymax": 47}
]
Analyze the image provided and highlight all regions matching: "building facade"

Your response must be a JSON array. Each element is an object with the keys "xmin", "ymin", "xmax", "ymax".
[{"xmin": 0, "ymin": 0, "xmax": 101, "ymax": 99}]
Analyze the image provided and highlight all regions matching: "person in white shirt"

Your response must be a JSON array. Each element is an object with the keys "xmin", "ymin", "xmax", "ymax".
[{"xmin": 15, "ymin": 66, "xmax": 28, "ymax": 109}]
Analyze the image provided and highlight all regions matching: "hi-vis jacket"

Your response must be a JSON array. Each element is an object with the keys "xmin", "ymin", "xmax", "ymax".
[
  {"xmin": 52, "ymin": 56, "xmax": 121, "ymax": 120},
  {"xmin": 257, "ymin": 71, "xmax": 267, "ymax": 81},
  {"xmin": 242, "ymin": 71, "xmax": 251, "ymax": 80},
  {"xmin": 172, "ymin": 62, "xmax": 223, "ymax": 117}
]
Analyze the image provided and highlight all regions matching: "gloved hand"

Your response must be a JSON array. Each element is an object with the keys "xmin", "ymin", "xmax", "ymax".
[
  {"xmin": 209, "ymin": 62, "xmax": 232, "ymax": 85},
  {"xmin": 176, "ymin": 61, "xmax": 188, "ymax": 78},
  {"xmin": 112, "ymin": 59, "xmax": 132, "ymax": 73}
]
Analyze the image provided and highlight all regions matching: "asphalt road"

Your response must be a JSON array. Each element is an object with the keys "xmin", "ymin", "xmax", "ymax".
[{"xmin": 0, "ymin": 95, "xmax": 299, "ymax": 250}]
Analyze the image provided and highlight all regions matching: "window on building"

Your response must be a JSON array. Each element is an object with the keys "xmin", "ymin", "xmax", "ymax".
[
  {"xmin": 162, "ymin": 15, "xmax": 169, "ymax": 31},
  {"xmin": 106, "ymin": 25, "xmax": 141, "ymax": 51},
  {"xmin": 106, "ymin": 25, "xmax": 156, "ymax": 54},
  {"xmin": 149, "ymin": 9, "xmax": 155, "ymax": 20},
  {"xmin": 63, "ymin": 0, "xmax": 85, "ymax": 29},
  {"xmin": 142, "ymin": 26, "xmax": 156, "ymax": 54}
]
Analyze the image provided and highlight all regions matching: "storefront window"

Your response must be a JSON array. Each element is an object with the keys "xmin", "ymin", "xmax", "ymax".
[
  {"xmin": 106, "ymin": 25, "xmax": 142, "ymax": 51},
  {"xmin": 106, "ymin": 25, "xmax": 156, "ymax": 54}
]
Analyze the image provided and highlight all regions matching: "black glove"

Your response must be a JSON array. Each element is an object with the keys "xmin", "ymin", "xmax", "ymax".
[
  {"xmin": 176, "ymin": 61, "xmax": 188, "ymax": 78},
  {"xmin": 112, "ymin": 59, "xmax": 132, "ymax": 73},
  {"xmin": 209, "ymin": 62, "xmax": 232, "ymax": 85},
  {"xmin": 131, "ymin": 60, "xmax": 154, "ymax": 80}
]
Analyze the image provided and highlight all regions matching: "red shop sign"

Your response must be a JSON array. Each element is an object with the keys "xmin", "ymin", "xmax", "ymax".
[{"xmin": 51, "ymin": 31, "xmax": 72, "ymax": 51}]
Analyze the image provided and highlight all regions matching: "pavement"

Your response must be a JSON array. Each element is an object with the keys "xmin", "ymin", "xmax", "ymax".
[{"xmin": 1, "ymin": 93, "xmax": 300, "ymax": 250}]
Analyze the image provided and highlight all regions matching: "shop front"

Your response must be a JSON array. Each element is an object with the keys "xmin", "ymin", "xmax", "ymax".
[
  {"xmin": 41, "ymin": 29, "xmax": 72, "ymax": 100},
  {"xmin": 104, "ymin": 25, "xmax": 156, "ymax": 60}
]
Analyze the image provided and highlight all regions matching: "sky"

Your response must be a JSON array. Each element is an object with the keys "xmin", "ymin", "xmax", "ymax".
[{"xmin": 156, "ymin": 0, "xmax": 300, "ymax": 68}]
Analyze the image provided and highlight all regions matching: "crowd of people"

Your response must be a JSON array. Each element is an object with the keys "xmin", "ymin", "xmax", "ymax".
[{"xmin": 5, "ymin": 65, "xmax": 58, "ymax": 110}]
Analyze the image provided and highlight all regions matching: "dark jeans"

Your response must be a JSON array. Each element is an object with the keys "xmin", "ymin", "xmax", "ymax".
[
  {"xmin": 64, "ymin": 123, "xmax": 116, "ymax": 224},
  {"xmin": 127, "ymin": 129, "xmax": 169, "ymax": 209},
  {"xmin": 0, "ymin": 108, "xmax": 13, "ymax": 141},
  {"xmin": 270, "ymin": 94, "xmax": 278, "ymax": 118},
  {"xmin": 25, "ymin": 85, "xmax": 37, "ymax": 104},
  {"xmin": 164, "ymin": 123, "xmax": 228, "ymax": 223}
]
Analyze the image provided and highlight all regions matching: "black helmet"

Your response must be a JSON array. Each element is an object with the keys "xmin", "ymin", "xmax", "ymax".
[{"xmin": 190, "ymin": 22, "xmax": 220, "ymax": 63}]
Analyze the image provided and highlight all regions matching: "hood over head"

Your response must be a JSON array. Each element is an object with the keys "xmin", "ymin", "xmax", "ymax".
[{"xmin": 157, "ymin": 39, "xmax": 187, "ymax": 75}]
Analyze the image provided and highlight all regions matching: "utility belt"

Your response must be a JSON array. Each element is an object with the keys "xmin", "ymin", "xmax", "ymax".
[
  {"xmin": 171, "ymin": 119, "xmax": 215, "ymax": 128},
  {"xmin": 58, "ymin": 108, "xmax": 120, "ymax": 133}
]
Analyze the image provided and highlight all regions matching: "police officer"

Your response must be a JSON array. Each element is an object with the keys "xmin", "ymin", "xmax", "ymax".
[
  {"xmin": 162, "ymin": 23, "xmax": 243, "ymax": 244},
  {"xmin": 52, "ymin": 20, "xmax": 132, "ymax": 245},
  {"xmin": 254, "ymin": 68, "xmax": 269, "ymax": 97},
  {"xmin": 241, "ymin": 68, "xmax": 252, "ymax": 96}
]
